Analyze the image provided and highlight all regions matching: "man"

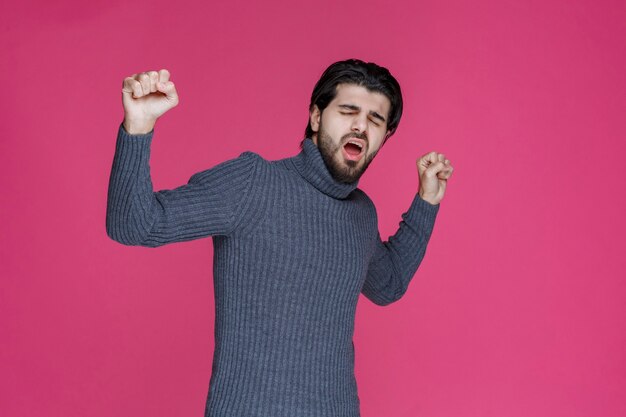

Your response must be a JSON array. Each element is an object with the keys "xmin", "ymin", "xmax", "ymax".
[{"xmin": 106, "ymin": 59, "xmax": 454, "ymax": 417}]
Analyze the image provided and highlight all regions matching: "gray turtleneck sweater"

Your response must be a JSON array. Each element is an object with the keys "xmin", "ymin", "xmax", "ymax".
[{"xmin": 106, "ymin": 122, "xmax": 440, "ymax": 417}]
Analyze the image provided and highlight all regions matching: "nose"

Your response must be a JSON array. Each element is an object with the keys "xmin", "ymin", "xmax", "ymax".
[{"xmin": 351, "ymin": 114, "xmax": 367, "ymax": 136}]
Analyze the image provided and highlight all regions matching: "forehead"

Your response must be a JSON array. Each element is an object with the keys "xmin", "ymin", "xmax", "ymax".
[{"xmin": 330, "ymin": 83, "xmax": 391, "ymax": 116}]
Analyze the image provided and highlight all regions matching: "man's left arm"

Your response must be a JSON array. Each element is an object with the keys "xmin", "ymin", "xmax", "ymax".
[{"xmin": 361, "ymin": 151, "xmax": 454, "ymax": 306}]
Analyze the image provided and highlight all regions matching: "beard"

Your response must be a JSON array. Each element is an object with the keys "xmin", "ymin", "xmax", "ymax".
[{"xmin": 316, "ymin": 124, "xmax": 379, "ymax": 184}]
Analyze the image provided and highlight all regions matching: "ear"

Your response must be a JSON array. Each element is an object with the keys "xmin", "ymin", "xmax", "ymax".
[
  {"xmin": 309, "ymin": 105, "xmax": 321, "ymax": 134},
  {"xmin": 382, "ymin": 130, "xmax": 392, "ymax": 146}
]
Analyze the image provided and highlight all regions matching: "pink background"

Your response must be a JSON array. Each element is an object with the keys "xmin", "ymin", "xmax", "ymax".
[{"xmin": 2, "ymin": 0, "xmax": 625, "ymax": 416}]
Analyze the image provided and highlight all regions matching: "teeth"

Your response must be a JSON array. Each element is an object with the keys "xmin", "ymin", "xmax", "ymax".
[{"xmin": 348, "ymin": 140, "xmax": 363, "ymax": 149}]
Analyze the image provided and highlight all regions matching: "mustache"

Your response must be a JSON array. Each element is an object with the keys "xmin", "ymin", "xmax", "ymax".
[{"xmin": 342, "ymin": 132, "xmax": 368, "ymax": 142}]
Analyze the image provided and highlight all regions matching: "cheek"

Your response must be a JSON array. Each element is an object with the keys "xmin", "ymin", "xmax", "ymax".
[
  {"xmin": 368, "ymin": 138, "xmax": 384, "ymax": 153},
  {"xmin": 322, "ymin": 114, "xmax": 349, "ymax": 133}
]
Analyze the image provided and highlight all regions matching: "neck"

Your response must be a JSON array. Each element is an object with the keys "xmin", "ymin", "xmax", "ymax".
[{"xmin": 290, "ymin": 138, "xmax": 359, "ymax": 199}]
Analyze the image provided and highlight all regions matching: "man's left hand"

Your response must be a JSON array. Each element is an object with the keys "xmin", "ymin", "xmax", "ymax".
[{"xmin": 416, "ymin": 151, "xmax": 454, "ymax": 205}]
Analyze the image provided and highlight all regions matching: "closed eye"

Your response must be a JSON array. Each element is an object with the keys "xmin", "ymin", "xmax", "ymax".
[
  {"xmin": 340, "ymin": 111, "xmax": 381, "ymax": 126},
  {"xmin": 338, "ymin": 104, "xmax": 386, "ymax": 126}
]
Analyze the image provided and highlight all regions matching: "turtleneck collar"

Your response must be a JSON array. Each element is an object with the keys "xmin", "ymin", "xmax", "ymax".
[{"xmin": 289, "ymin": 138, "xmax": 359, "ymax": 199}]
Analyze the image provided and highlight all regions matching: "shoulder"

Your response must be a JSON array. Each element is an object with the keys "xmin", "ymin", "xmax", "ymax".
[
  {"xmin": 352, "ymin": 188, "xmax": 378, "ymax": 219},
  {"xmin": 237, "ymin": 150, "xmax": 273, "ymax": 169},
  {"xmin": 352, "ymin": 188, "xmax": 375, "ymax": 206},
  {"xmin": 188, "ymin": 150, "xmax": 264, "ymax": 185}
]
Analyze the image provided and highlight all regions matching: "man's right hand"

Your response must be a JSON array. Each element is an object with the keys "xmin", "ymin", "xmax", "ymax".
[{"xmin": 122, "ymin": 69, "xmax": 179, "ymax": 134}]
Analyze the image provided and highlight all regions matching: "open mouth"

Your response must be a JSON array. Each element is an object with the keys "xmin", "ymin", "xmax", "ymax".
[{"xmin": 342, "ymin": 139, "xmax": 365, "ymax": 161}]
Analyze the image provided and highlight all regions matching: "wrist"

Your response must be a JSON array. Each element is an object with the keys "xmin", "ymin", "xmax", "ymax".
[
  {"xmin": 418, "ymin": 191, "xmax": 439, "ymax": 206},
  {"xmin": 123, "ymin": 117, "xmax": 155, "ymax": 135}
]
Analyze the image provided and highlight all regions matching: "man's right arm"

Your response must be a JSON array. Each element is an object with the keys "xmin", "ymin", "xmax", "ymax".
[{"xmin": 105, "ymin": 122, "xmax": 258, "ymax": 247}]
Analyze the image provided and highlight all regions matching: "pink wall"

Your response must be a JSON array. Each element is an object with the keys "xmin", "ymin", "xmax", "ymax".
[{"xmin": 2, "ymin": 0, "xmax": 625, "ymax": 416}]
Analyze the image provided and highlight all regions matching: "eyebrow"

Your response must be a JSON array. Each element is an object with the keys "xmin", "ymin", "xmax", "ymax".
[{"xmin": 338, "ymin": 104, "xmax": 387, "ymax": 123}]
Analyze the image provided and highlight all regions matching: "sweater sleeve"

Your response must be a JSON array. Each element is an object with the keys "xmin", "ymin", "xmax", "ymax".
[
  {"xmin": 361, "ymin": 193, "xmax": 440, "ymax": 306},
  {"xmin": 105, "ymin": 122, "xmax": 258, "ymax": 247}
]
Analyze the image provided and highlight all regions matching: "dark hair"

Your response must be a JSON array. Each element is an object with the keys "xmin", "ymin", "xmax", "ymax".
[{"xmin": 302, "ymin": 58, "xmax": 403, "ymax": 147}]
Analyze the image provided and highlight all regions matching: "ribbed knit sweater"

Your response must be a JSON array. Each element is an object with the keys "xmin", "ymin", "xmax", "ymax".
[{"xmin": 106, "ymin": 122, "xmax": 440, "ymax": 417}]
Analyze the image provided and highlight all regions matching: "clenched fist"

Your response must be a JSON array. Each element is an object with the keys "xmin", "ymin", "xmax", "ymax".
[
  {"xmin": 417, "ymin": 152, "xmax": 454, "ymax": 205},
  {"xmin": 121, "ymin": 69, "xmax": 179, "ymax": 134}
]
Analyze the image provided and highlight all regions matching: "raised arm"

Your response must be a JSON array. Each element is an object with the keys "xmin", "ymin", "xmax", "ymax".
[
  {"xmin": 106, "ymin": 69, "xmax": 258, "ymax": 247},
  {"xmin": 361, "ymin": 149, "xmax": 454, "ymax": 305}
]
